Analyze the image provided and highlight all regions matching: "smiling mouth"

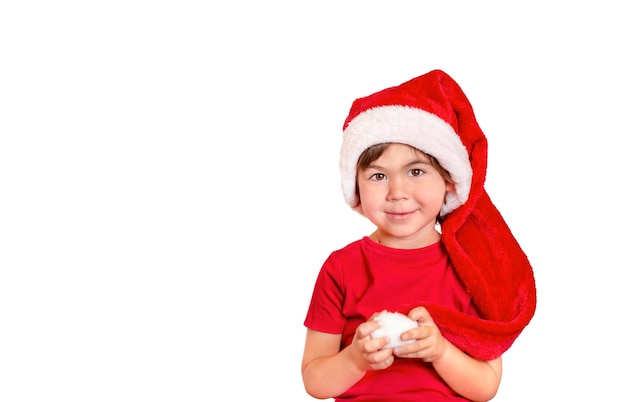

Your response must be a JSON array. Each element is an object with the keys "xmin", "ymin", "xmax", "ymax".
[{"xmin": 387, "ymin": 211, "xmax": 414, "ymax": 220}]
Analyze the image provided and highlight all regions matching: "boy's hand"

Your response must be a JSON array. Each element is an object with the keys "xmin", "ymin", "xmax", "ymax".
[
  {"xmin": 347, "ymin": 314, "xmax": 395, "ymax": 371},
  {"xmin": 392, "ymin": 306, "xmax": 447, "ymax": 363}
]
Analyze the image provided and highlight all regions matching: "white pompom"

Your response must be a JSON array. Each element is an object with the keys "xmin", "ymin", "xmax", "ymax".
[{"xmin": 371, "ymin": 311, "xmax": 418, "ymax": 349}]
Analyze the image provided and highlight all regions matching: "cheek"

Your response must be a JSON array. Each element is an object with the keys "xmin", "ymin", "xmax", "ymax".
[
  {"xmin": 416, "ymin": 181, "xmax": 448, "ymax": 206},
  {"xmin": 357, "ymin": 188, "xmax": 383, "ymax": 216},
  {"xmin": 358, "ymin": 183, "xmax": 383, "ymax": 202}
]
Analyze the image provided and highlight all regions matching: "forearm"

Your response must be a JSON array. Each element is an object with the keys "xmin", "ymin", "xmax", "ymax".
[
  {"xmin": 302, "ymin": 346, "xmax": 366, "ymax": 399},
  {"xmin": 432, "ymin": 339, "xmax": 502, "ymax": 401}
]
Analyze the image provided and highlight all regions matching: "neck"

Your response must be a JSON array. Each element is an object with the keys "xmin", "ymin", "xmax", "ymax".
[{"xmin": 370, "ymin": 230, "xmax": 441, "ymax": 249}]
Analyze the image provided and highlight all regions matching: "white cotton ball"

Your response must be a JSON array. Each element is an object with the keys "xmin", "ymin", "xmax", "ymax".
[{"xmin": 371, "ymin": 311, "xmax": 418, "ymax": 349}]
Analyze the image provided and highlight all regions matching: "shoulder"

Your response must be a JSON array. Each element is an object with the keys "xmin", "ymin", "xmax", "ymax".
[
  {"xmin": 319, "ymin": 237, "xmax": 369, "ymax": 273},
  {"xmin": 327, "ymin": 237, "xmax": 368, "ymax": 260}
]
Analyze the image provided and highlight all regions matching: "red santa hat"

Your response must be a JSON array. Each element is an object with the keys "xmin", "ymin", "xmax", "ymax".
[{"xmin": 340, "ymin": 69, "xmax": 537, "ymax": 360}]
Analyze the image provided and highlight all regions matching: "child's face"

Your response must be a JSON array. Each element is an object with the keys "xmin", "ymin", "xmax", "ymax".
[{"xmin": 355, "ymin": 143, "xmax": 452, "ymax": 248}]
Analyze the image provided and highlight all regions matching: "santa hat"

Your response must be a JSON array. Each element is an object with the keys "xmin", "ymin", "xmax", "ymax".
[{"xmin": 340, "ymin": 69, "xmax": 536, "ymax": 360}]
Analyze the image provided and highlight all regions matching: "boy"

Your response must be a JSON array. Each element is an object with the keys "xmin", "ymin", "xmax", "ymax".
[{"xmin": 302, "ymin": 70, "xmax": 536, "ymax": 401}]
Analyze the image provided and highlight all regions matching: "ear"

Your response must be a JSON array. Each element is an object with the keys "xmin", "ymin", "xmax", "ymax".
[
  {"xmin": 353, "ymin": 203, "xmax": 365, "ymax": 216},
  {"xmin": 442, "ymin": 183, "xmax": 455, "ymax": 210}
]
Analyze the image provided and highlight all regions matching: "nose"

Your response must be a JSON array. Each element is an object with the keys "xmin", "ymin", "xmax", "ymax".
[{"xmin": 387, "ymin": 177, "xmax": 409, "ymax": 201}]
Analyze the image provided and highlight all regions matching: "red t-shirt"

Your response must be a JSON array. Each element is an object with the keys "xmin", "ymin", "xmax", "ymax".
[{"xmin": 304, "ymin": 236, "xmax": 478, "ymax": 401}]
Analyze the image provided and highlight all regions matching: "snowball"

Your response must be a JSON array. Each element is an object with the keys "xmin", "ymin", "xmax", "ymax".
[{"xmin": 370, "ymin": 311, "xmax": 418, "ymax": 349}]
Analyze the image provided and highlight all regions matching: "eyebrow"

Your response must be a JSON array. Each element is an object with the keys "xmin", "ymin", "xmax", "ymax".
[{"xmin": 366, "ymin": 158, "xmax": 431, "ymax": 170}]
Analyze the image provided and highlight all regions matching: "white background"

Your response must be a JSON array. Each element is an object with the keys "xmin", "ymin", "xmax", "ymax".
[{"xmin": 1, "ymin": 1, "xmax": 624, "ymax": 401}]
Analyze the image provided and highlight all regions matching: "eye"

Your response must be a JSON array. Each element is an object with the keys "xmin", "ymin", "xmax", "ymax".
[
  {"xmin": 408, "ymin": 168, "xmax": 424, "ymax": 177},
  {"xmin": 369, "ymin": 173, "xmax": 386, "ymax": 181}
]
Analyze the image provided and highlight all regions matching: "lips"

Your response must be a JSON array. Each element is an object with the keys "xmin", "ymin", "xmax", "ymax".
[{"xmin": 386, "ymin": 211, "xmax": 414, "ymax": 220}]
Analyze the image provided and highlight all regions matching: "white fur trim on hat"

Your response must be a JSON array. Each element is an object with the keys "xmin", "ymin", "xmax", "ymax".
[{"xmin": 340, "ymin": 105, "xmax": 472, "ymax": 216}]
